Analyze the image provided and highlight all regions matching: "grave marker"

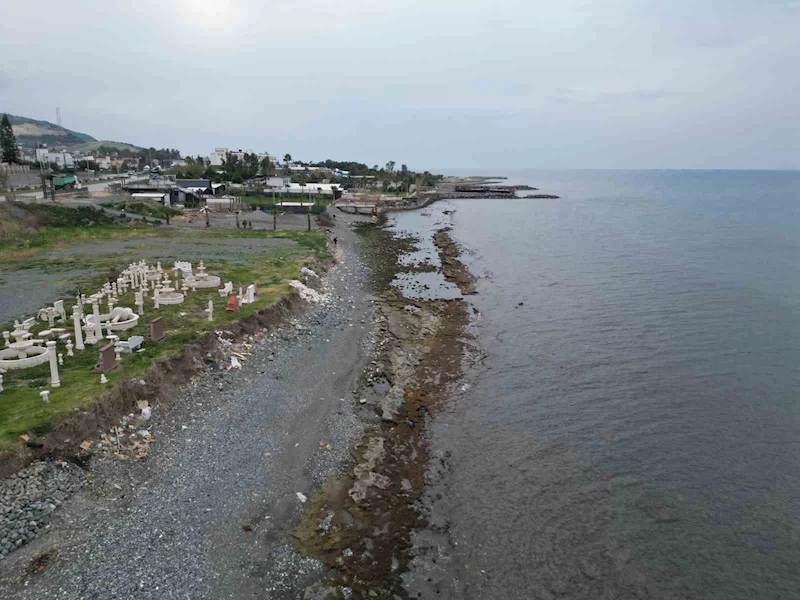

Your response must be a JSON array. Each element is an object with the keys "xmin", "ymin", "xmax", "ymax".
[
  {"xmin": 99, "ymin": 343, "xmax": 117, "ymax": 373},
  {"xmin": 149, "ymin": 317, "xmax": 165, "ymax": 342}
]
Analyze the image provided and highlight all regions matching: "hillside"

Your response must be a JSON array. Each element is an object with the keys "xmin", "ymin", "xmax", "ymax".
[
  {"xmin": 6, "ymin": 114, "xmax": 96, "ymax": 149},
  {"xmin": 67, "ymin": 140, "xmax": 144, "ymax": 153}
]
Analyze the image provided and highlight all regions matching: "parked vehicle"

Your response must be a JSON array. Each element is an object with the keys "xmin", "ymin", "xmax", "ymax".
[{"xmin": 53, "ymin": 175, "xmax": 80, "ymax": 190}]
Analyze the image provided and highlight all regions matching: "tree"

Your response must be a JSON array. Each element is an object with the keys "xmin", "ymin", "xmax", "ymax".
[
  {"xmin": 385, "ymin": 160, "xmax": 395, "ymax": 174},
  {"xmin": 283, "ymin": 153, "xmax": 292, "ymax": 164},
  {"xmin": 401, "ymin": 164, "xmax": 408, "ymax": 175},
  {"xmin": 261, "ymin": 157, "xmax": 275, "ymax": 177},
  {"xmin": 0, "ymin": 114, "xmax": 19, "ymax": 164}
]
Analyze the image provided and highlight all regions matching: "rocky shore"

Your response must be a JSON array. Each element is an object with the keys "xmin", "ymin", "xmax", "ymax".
[{"xmin": 294, "ymin": 214, "xmax": 476, "ymax": 598}]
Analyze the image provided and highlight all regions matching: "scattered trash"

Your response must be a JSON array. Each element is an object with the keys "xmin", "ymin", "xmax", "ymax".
[
  {"xmin": 359, "ymin": 398, "xmax": 367, "ymax": 404},
  {"xmin": 207, "ymin": 360, "xmax": 217, "ymax": 369},
  {"xmin": 26, "ymin": 441, "xmax": 44, "ymax": 449},
  {"xmin": 296, "ymin": 492, "xmax": 307, "ymax": 503},
  {"xmin": 79, "ymin": 441, "xmax": 92, "ymax": 451},
  {"xmin": 230, "ymin": 356, "xmax": 242, "ymax": 369},
  {"xmin": 241, "ymin": 524, "xmax": 252, "ymax": 532},
  {"xmin": 181, "ymin": 425, "xmax": 188, "ymax": 430},
  {"xmin": 19, "ymin": 434, "xmax": 30, "ymax": 442},
  {"xmin": 141, "ymin": 406, "xmax": 152, "ymax": 420}
]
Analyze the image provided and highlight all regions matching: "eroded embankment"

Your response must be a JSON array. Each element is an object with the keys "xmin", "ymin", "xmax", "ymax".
[
  {"xmin": 0, "ymin": 262, "xmax": 329, "ymax": 479},
  {"xmin": 295, "ymin": 220, "xmax": 474, "ymax": 598}
]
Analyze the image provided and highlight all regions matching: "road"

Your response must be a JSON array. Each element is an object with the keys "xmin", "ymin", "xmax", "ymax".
[{"xmin": 0, "ymin": 177, "xmax": 147, "ymax": 202}]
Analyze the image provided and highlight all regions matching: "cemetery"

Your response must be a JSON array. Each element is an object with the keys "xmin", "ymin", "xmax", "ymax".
[{"xmin": 0, "ymin": 224, "xmax": 328, "ymax": 452}]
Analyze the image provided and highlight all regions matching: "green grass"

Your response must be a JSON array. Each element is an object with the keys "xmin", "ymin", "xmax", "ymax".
[
  {"xmin": 0, "ymin": 224, "xmax": 329, "ymax": 450},
  {"xmin": 100, "ymin": 200, "xmax": 183, "ymax": 220}
]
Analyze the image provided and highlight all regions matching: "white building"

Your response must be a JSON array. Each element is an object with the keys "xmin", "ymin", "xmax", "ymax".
[
  {"xmin": 35, "ymin": 148, "xmax": 75, "ymax": 169},
  {"xmin": 209, "ymin": 148, "xmax": 228, "ymax": 166},
  {"xmin": 208, "ymin": 148, "xmax": 261, "ymax": 166},
  {"xmin": 283, "ymin": 182, "xmax": 340, "ymax": 197}
]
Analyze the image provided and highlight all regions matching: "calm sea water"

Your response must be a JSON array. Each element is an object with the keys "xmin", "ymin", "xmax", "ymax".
[{"xmin": 399, "ymin": 170, "xmax": 800, "ymax": 599}]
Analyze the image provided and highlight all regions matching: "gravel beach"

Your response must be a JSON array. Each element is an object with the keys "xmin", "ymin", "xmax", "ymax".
[{"xmin": 0, "ymin": 213, "xmax": 377, "ymax": 599}]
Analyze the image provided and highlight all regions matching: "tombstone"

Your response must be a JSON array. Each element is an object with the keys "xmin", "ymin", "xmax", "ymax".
[
  {"xmin": 119, "ymin": 335, "xmax": 144, "ymax": 353},
  {"xmin": 246, "ymin": 285, "xmax": 256, "ymax": 304},
  {"xmin": 54, "ymin": 300, "xmax": 66, "ymax": 322},
  {"xmin": 91, "ymin": 300, "xmax": 103, "ymax": 342},
  {"xmin": 153, "ymin": 288, "xmax": 160, "ymax": 309},
  {"xmin": 66, "ymin": 339, "xmax": 75, "ymax": 357},
  {"xmin": 100, "ymin": 374, "xmax": 109, "ymax": 384},
  {"xmin": 114, "ymin": 342, "xmax": 122, "ymax": 364},
  {"xmin": 112, "ymin": 282, "xmax": 118, "ymax": 297},
  {"xmin": 58, "ymin": 353, "xmax": 64, "ymax": 366},
  {"xmin": 227, "ymin": 294, "xmax": 239, "ymax": 312},
  {"xmin": 108, "ymin": 297, "xmax": 116, "ymax": 313},
  {"xmin": 40, "ymin": 390, "xmax": 50, "ymax": 404},
  {"xmin": 47, "ymin": 341, "xmax": 61, "ymax": 388},
  {"xmin": 135, "ymin": 292, "xmax": 144, "ymax": 316},
  {"xmin": 46, "ymin": 308, "xmax": 55, "ymax": 328},
  {"xmin": 206, "ymin": 300, "xmax": 214, "ymax": 322},
  {"xmin": 149, "ymin": 317, "xmax": 165, "ymax": 342},
  {"xmin": 2, "ymin": 331, "xmax": 9, "ymax": 348},
  {"xmin": 99, "ymin": 343, "xmax": 118, "ymax": 373},
  {"xmin": 0, "ymin": 374, "xmax": 3, "ymax": 393}
]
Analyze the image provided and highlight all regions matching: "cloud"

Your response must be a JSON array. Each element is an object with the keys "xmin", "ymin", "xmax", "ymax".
[{"xmin": 0, "ymin": 0, "xmax": 797, "ymax": 169}]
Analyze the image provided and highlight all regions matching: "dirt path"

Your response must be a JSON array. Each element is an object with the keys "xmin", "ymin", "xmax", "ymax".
[{"xmin": 0, "ymin": 215, "xmax": 375, "ymax": 599}]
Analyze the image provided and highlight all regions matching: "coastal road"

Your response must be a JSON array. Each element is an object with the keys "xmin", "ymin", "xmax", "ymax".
[
  {"xmin": 0, "ymin": 214, "xmax": 377, "ymax": 599},
  {"xmin": 0, "ymin": 177, "xmax": 146, "ymax": 202}
]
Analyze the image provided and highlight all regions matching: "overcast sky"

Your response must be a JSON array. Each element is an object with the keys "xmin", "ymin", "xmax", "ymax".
[{"xmin": 1, "ymin": 0, "xmax": 798, "ymax": 170}]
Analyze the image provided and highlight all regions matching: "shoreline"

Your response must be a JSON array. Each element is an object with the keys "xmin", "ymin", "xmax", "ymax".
[{"xmin": 294, "ymin": 212, "xmax": 477, "ymax": 597}]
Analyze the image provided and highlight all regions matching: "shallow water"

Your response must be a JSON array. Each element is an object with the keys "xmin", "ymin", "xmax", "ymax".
[{"xmin": 403, "ymin": 170, "xmax": 800, "ymax": 599}]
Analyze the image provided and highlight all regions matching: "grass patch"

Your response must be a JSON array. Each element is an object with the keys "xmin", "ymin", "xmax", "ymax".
[{"xmin": 101, "ymin": 199, "xmax": 183, "ymax": 220}]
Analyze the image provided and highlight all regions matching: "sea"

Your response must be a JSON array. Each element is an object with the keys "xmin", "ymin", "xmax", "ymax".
[{"xmin": 388, "ymin": 170, "xmax": 800, "ymax": 599}]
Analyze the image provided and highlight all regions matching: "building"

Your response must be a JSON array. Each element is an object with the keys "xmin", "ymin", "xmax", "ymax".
[
  {"xmin": 35, "ymin": 148, "xmax": 75, "ymax": 169},
  {"xmin": 97, "ymin": 156, "xmax": 112, "ymax": 169},
  {"xmin": 209, "ymin": 148, "xmax": 268, "ymax": 167},
  {"xmin": 176, "ymin": 179, "xmax": 213, "ymax": 194},
  {"xmin": 265, "ymin": 176, "xmax": 291, "ymax": 189},
  {"xmin": 209, "ymin": 148, "xmax": 228, "ymax": 167},
  {"xmin": 282, "ymin": 182, "xmax": 340, "ymax": 197}
]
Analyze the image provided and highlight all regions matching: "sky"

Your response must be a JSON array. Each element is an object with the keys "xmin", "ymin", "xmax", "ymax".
[{"xmin": 1, "ymin": 0, "xmax": 798, "ymax": 170}]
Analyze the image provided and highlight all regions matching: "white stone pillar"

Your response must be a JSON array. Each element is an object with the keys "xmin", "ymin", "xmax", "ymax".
[
  {"xmin": 73, "ymin": 306, "xmax": 85, "ymax": 350},
  {"xmin": 0, "ymin": 374, "xmax": 4, "ymax": 392},
  {"xmin": 154, "ymin": 288, "xmax": 160, "ymax": 309},
  {"xmin": 47, "ymin": 341, "xmax": 60, "ymax": 388},
  {"xmin": 92, "ymin": 300, "xmax": 103, "ymax": 341},
  {"xmin": 207, "ymin": 300, "xmax": 214, "ymax": 321},
  {"xmin": 136, "ymin": 292, "xmax": 144, "ymax": 316}
]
